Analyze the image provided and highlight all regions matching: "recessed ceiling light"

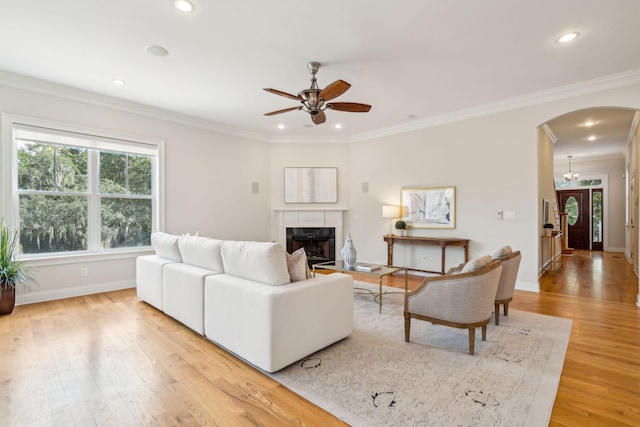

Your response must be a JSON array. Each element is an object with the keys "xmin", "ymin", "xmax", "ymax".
[
  {"xmin": 111, "ymin": 79, "xmax": 126, "ymax": 86},
  {"xmin": 588, "ymin": 135, "xmax": 596, "ymax": 141},
  {"xmin": 583, "ymin": 121, "xmax": 595, "ymax": 127},
  {"xmin": 277, "ymin": 124, "xmax": 285, "ymax": 130},
  {"xmin": 334, "ymin": 124, "xmax": 342, "ymax": 129},
  {"xmin": 172, "ymin": 0, "xmax": 194, "ymax": 12},
  {"xmin": 145, "ymin": 44, "xmax": 169, "ymax": 57},
  {"xmin": 557, "ymin": 32, "xmax": 579, "ymax": 43}
]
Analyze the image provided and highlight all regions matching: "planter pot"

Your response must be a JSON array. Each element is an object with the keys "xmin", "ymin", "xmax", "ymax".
[{"xmin": 0, "ymin": 283, "xmax": 16, "ymax": 315}]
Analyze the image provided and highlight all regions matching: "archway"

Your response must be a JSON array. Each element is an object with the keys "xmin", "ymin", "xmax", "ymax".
[{"xmin": 538, "ymin": 106, "xmax": 640, "ymax": 304}]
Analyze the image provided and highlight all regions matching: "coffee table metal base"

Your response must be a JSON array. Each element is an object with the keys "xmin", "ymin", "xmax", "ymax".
[{"xmin": 312, "ymin": 261, "xmax": 408, "ymax": 313}]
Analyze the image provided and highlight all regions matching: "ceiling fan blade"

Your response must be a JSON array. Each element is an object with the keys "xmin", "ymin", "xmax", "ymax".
[
  {"xmin": 319, "ymin": 80, "xmax": 351, "ymax": 101},
  {"xmin": 311, "ymin": 111, "xmax": 326, "ymax": 125},
  {"xmin": 263, "ymin": 88, "xmax": 303, "ymax": 101},
  {"xmin": 264, "ymin": 106, "xmax": 301, "ymax": 116},
  {"xmin": 327, "ymin": 102, "xmax": 372, "ymax": 113}
]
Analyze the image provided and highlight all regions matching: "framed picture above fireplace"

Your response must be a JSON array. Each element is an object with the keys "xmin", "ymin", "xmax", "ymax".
[{"xmin": 284, "ymin": 167, "xmax": 338, "ymax": 203}]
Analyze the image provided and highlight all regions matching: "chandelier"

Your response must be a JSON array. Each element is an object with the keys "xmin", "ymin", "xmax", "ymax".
[{"xmin": 563, "ymin": 155, "xmax": 579, "ymax": 182}]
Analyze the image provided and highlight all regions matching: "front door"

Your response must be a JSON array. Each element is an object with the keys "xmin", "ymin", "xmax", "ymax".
[{"xmin": 557, "ymin": 189, "xmax": 590, "ymax": 250}]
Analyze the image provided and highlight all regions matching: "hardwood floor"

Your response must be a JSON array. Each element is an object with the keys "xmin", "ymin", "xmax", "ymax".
[{"xmin": 1, "ymin": 252, "xmax": 638, "ymax": 426}]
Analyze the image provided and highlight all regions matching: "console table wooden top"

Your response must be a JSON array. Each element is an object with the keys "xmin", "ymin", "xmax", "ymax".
[{"xmin": 383, "ymin": 235, "xmax": 470, "ymax": 275}]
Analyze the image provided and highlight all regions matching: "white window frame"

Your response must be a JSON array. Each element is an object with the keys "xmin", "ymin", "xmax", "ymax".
[{"xmin": 1, "ymin": 114, "xmax": 165, "ymax": 262}]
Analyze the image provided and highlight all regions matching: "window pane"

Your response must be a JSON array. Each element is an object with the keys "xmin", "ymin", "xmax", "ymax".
[
  {"xmin": 566, "ymin": 196, "xmax": 579, "ymax": 226},
  {"xmin": 100, "ymin": 152, "xmax": 152, "ymax": 195},
  {"xmin": 19, "ymin": 194, "xmax": 88, "ymax": 253},
  {"xmin": 593, "ymin": 191, "xmax": 602, "ymax": 243},
  {"xmin": 18, "ymin": 142, "xmax": 88, "ymax": 192},
  {"xmin": 101, "ymin": 198, "xmax": 152, "ymax": 248}
]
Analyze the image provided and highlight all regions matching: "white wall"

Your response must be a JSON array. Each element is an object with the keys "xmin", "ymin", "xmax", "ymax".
[
  {"xmin": 0, "ymin": 83, "xmax": 271, "ymax": 304},
  {"xmin": 538, "ymin": 127, "xmax": 561, "ymax": 270}
]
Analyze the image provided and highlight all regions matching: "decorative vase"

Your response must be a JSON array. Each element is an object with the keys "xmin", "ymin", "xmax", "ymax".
[
  {"xmin": 341, "ymin": 233, "xmax": 357, "ymax": 269},
  {"xmin": 0, "ymin": 283, "xmax": 16, "ymax": 315}
]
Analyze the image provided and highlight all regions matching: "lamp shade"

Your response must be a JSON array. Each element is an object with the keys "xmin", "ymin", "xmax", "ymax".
[{"xmin": 382, "ymin": 205, "xmax": 401, "ymax": 218}]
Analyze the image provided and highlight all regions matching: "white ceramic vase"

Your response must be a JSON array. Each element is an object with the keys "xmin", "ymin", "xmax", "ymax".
[{"xmin": 341, "ymin": 233, "xmax": 357, "ymax": 269}]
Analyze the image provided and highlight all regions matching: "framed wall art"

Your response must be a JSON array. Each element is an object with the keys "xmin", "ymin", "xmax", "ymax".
[
  {"xmin": 284, "ymin": 167, "xmax": 338, "ymax": 203},
  {"xmin": 401, "ymin": 186, "xmax": 456, "ymax": 228}
]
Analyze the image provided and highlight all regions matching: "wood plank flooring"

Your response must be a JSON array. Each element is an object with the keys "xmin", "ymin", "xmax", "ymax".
[{"xmin": 0, "ymin": 251, "xmax": 638, "ymax": 426}]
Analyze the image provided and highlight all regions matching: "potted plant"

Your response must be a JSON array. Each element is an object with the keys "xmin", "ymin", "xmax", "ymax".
[
  {"xmin": 395, "ymin": 220, "xmax": 407, "ymax": 236},
  {"xmin": 0, "ymin": 219, "xmax": 34, "ymax": 315},
  {"xmin": 543, "ymin": 223, "xmax": 554, "ymax": 237}
]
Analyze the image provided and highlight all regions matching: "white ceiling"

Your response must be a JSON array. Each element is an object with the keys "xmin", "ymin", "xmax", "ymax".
[{"xmin": 1, "ymin": 0, "xmax": 640, "ymax": 147}]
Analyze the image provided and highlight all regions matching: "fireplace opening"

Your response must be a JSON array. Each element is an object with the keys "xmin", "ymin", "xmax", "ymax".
[{"xmin": 286, "ymin": 227, "xmax": 335, "ymax": 267}]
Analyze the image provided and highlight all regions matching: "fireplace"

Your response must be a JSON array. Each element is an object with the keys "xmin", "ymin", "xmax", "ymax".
[{"xmin": 286, "ymin": 227, "xmax": 335, "ymax": 267}]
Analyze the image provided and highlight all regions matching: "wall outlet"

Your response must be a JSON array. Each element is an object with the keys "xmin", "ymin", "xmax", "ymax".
[{"xmin": 80, "ymin": 267, "xmax": 88, "ymax": 277}]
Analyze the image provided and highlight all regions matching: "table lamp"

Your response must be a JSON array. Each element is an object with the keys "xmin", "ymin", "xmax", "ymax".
[{"xmin": 382, "ymin": 205, "xmax": 401, "ymax": 236}]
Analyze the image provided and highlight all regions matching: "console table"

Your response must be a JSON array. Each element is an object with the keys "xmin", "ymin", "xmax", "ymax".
[{"xmin": 383, "ymin": 235, "xmax": 469, "ymax": 275}]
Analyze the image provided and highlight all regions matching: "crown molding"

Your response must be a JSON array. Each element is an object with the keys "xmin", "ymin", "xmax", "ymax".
[
  {"xmin": 541, "ymin": 124, "xmax": 558, "ymax": 144},
  {"xmin": 351, "ymin": 68, "xmax": 640, "ymax": 142},
  {"xmin": 627, "ymin": 111, "xmax": 640, "ymax": 144},
  {"xmin": 0, "ymin": 69, "xmax": 271, "ymax": 142}
]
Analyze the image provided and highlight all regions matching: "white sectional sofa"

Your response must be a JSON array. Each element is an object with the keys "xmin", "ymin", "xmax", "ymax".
[{"xmin": 136, "ymin": 232, "xmax": 353, "ymax": 373}]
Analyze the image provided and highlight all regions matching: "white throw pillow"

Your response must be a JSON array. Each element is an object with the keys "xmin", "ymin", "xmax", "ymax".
[
  {"xmin": 286, "ymin": 248, "xmax": 311, "ymax": 282},
  {"xmin": 221, "ymin": 241, "xmax": 291, "ymax": 286},
  {"xmin": 460, "ymin": 255, "xmax": 493, "ymax": 273},
  {"xmin": 151, "ymin": 232, "xmax": 182, "ymax": 262},
  {"xmin": 178, "ymin": 235, "xmax": 224, "ymax": 272},
  {"xmin": 492, "ymin": 245, "xmax": 513, "ymax": 260}
]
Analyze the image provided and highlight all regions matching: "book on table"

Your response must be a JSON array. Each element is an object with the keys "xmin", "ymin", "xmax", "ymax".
[{"xmin": 355, "ymin": 264, "xmax": 382, "ymax": 272}]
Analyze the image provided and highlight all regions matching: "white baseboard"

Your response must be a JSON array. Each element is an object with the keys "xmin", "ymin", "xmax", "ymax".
[
  {"xmin": 606, "ymin": 247, "xmax": 625, "ymax": 253},
  {"xmin": 15, "ymin": 280, "xmax": 136, "ymax": 305},
  {"xmin": 515, "ymin": 280, "xmax": 539, "ymax": 293}
]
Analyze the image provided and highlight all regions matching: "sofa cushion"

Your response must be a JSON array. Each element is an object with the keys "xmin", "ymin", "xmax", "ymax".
[
  {"xmin": 460, "ymin": 255, "xmax": 493, "ymax": 273},
  {"xmin": 178, "ymin": 235, "xmax": 224, "ymax": 272},
  {"xmin": 492, "ymin": 245, "xmax": 513, "ymax": 260},
  {"xmin": 286, "ymin": 248, "xmax": 311, "ymax": 282},
  {"xmin": 221, "ymin": 241, "xmax": 291, "ymax": 286},
  {"xmin": 151, "ymin": 232, "xmax": 182, "ymax": 262}
]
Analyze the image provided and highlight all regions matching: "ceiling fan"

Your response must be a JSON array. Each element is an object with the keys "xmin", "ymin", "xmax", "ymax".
[{"xmin": 263, "ymin": 62, "xmax": 372, "ymax": 125}]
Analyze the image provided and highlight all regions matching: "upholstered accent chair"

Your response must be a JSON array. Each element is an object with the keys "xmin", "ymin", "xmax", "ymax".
[
  {"xmin": 492, "ymin": 247, "xmax": 522, "ymax": 325},
  {"xmin": 404, "ymin": 259, "xmax": 502, "ymax": 355}
]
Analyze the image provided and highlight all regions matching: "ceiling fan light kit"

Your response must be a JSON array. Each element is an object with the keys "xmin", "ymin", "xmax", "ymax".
[{"xmin": 263, "ymin": 62, "xmax": 371, "ymax": 125}]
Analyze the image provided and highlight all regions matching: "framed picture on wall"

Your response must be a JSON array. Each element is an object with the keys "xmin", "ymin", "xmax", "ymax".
[
  {"xmin": 401, "ymin": 186, "xmax": 456, "ymax": 228},
  {"xmin": 284, "ymin": 167, "xmax": 338, "ymax": 203}
]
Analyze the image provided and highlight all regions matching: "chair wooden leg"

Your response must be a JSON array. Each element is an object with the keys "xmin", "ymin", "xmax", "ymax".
[
  {"xmin": 404, "ymin": 314, "xmax": 411, "ymax": 342},
  {"xmin": 494, "ymin": 303, "xmax": 500, "ymax": 325},
  {"xmin": 503, "ymin": 302, "xmax": 509, "ymax": 317},
  {"xmin": 482, "ymin": 324, "xmax": 487, "ymax": 341},
  {"xmin": 468, "ymin": 328, "xmax": 475, "ymax": 355}
]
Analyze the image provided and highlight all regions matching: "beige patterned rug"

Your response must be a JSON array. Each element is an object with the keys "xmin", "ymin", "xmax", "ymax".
[{"xmin": 270, "ymin": 282, "xmax": 572, "ymax": 427}]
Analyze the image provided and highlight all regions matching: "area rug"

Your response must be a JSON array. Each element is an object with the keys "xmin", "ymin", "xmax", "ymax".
[{"xmin": 270, "ymin": 282, "xmax": 572, "ymax": 427}]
